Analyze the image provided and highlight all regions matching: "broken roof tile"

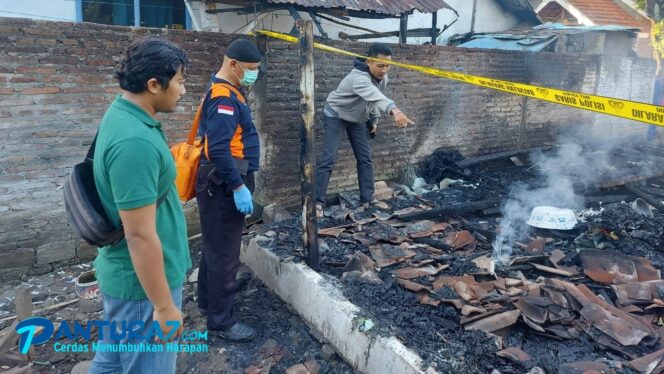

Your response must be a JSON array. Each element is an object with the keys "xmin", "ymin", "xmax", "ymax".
[
  {"xmin": 580, "ymin": 303, "xmax": 651, "ymax": 346},
  {"xmin": 353, "ymin": 232, "xmax": 373, "ymax": 246},
  {"xmin": 454, "ymin": 281, "xmax": 474, "ymax": 302},
  {"xmin": 369, "ymin": 244, "xmax": 416, "ymax": 268},
  {"xmin": 526, "ymin": 237, "xmax": 546, "ymax": 255},
  {"xmin": 521, "ymin": 314, "xmax": 546, "ymax": 333},
  {"xmin": 393, "ymin": 265, "xmax": 443, "ymax": 280},
  {"xmin": 461, "ymin": 305, "xmax": 487, "ymax": 317},
  {"xmin": 549, "ymin": 249, "xmax": 579, "ymax": 274},
  {"xmin": 510, "ymin": 255, "xmax": 548, "ymax": 266},
  {"xmin": 496, "ymin": 347, "xmax": 531, "ymax": 364},
  {"xmin": 629, "ymin": 348, "xmax": 664, "ymax": 374},
  {"xmin": 343, "ymin": 252, "xmax": 376, "ymax": 273},
  {"xmin": 443, "ymin": 230, "xmax": 477, "ymax": 250},
  {"xmin": 612, "ymin": 281, "xmax": 664, "ymax": 305},
  {"xmin": 633, "ymin": 257, "xmax": 662, "ymax": 283},
  {"xmin": 546, "ymin": 324, "xmax": 577, "ymax": 340},
  {"xmin": 550, "ymin": 249, "xmax": 566, "ymax": 265},
  {"xmin": 417, "ymin": 291, "xmax": 441, "ymax": 307},
  {"xmin": 397, "ymin": 278, "xmax": 431, "ymax": 293},
  {"xmin": 618, "ymin": 304, "xmax": 644, "ymax": 314},
  {"xmin": 505, "ymin": 278, "xmax": 523, "ymax": 287},
  {"xmin": 514, "ymin": 297, "xmax": 551, "ymax": 325},
  {"xmin": 372, "ymin": 211, "xmax": 393, "ymax": 221},
  {"xmin": 318, "ymin": 226, "xmax": 347, "ymax": 238},
  {"xmin": 469, "ymin": 285, "xmax": 490, "ymax": 300},
  {"xmin": 558, "ymin": 361, "xmax": 614, "ymax": 374},
  {"xmin": 472, "ymin": 255, "xmax": 494, "ymax": 273},
  {"xmin": 433, "ymin": 275, "xmax": 475, "ymax": 291},
  {"xmin": 394, "ymin": 207, "xmax": 420, "ymax": 216},
  {"xmin": 580, "ymin": 250, "xmax": 660, "ymax": 285},
  {"xmin": 466, "ymin": 309, "xmax": 521, "ymax": 333},
  {"xmin": 441, "ymin": 298, "xmax": 466, "ymax": 309},
  {"xmin": 531, "ymin": 263, "xmax": 574, "ymax": 277}
]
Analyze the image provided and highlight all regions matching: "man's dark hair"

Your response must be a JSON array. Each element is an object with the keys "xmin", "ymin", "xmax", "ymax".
[
  {"xmin": 367, "ymin": 43, "xmax": 392, "ymax": 58},
  {"xmin": 114, "ymin": 37, "xmax": 189, "ymax": 93}
]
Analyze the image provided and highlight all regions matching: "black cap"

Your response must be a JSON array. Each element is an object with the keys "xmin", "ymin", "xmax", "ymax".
[{"xmin": 225, "ymin": 39, "xmax": 261, "ymax": 63}]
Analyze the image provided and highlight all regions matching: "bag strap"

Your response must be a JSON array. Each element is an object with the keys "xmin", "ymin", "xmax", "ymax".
[
  {"xmin": 86, "ymin": 131, "xmax": 168, "ymax": 208},
  {"xmin": 186, "ymin": 82, "xmax": 245, "ymax": 146},
  {"xmin": 186, "ymin": 98, "xmax": 205, "ymax": 146},
  {"xmin": 85, "ymin": 132, "xmax": 98, "ymax": 162}
]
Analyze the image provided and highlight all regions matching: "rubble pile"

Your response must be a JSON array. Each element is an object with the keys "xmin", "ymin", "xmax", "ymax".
[{"xmin": 260, "ymin": 142, "xmax": 664, "ymax": 373}]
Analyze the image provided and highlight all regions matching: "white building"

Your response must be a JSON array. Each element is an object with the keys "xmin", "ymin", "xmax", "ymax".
[
  {"xmin": 0, "ymin": 0, "xmax": 539, "ymax": 45},
  {"xmin": 0, "ymin": 0, "xmax": 193, "ymax": 29}
]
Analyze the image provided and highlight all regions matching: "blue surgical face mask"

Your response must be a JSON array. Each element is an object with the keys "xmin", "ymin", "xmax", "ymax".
[{"xmin": 237, "ymin": 63, "xmax": 259, "ymax": 86}]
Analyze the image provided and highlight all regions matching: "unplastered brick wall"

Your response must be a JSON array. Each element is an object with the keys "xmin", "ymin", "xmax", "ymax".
[
  {"xmin": 0, "ymin": 17, "xmax": 656, "ymax": 276},
  {"xmin": 0, "ymin": 17, "xmax": 244, "ymax": 279},
  {"xmin": 256, "ymin": 38, "xmax": 655, "ymax": 204}
]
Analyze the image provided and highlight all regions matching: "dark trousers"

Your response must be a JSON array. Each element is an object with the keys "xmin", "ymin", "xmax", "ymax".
[
  {"xmin": 196, "ymin": 161, "xmax": 254, "ymax": 331},
  {"xmin": 315, "ymin": 115, "xmax": 374, "ymax": 205}
]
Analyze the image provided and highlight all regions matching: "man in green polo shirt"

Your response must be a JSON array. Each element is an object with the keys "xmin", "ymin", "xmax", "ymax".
[{"xmin": 89, "ymin": 37, "xmax": 191, "ymax": 374}]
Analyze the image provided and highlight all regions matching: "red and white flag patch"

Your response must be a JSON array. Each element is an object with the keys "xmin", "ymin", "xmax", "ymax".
[{"xmin": 217, "ymin": 105, "xmax": 234, "ymax": 115}]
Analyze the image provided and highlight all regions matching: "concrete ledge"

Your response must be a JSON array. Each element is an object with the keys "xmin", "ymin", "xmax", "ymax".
[{"xmin": 240, "ymin": 237, "xmax": 437, "ymax": 374}]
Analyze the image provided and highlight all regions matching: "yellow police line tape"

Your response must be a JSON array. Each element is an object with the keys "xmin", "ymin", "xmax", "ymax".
[{"xmin": 254, "ymin": 29, "xmax": 664, "ymax": 128}]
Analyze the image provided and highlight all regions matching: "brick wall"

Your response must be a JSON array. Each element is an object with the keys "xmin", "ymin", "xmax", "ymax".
[
  {"xmin": 256, "ymin": 38, "xmax": 655, "ymax": 203},
  {"xmin": 0, "ymin": 17, "xmax": 655, "ymax": 277}
]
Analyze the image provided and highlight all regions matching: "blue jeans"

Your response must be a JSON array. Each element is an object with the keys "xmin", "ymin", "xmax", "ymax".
[{"xmin": 89, "ymin": 286, "xmax": 183, "ymax": 374}]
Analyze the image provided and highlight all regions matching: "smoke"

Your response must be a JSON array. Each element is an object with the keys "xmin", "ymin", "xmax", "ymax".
[{"xmin": 491, "ymin": 126, "xmax": 645, "ymax": 265}]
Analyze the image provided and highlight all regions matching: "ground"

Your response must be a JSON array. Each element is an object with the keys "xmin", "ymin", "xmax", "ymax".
[{"xmin": 0, "ymin": 246, "xmax": 355, "ymax": 374}]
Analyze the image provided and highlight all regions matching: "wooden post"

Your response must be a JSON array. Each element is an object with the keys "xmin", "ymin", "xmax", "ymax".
[
  {"xmin": 431, "ymin": 12, "xmax": 438, "ymax": 45},
  {"xmin": 399, "ymin": 13, "xmax": 408, "ymax": 44},
  {"xmin": 14, "ymin": 287, "xmax": 33, "ymax": 362},
  {"xmin": 470, "ymin": 0, "xmax": 478, "ymax": 34},
  {"xmin": 296, "ymin": 20, "xmax": 320, "ymax": 271}
]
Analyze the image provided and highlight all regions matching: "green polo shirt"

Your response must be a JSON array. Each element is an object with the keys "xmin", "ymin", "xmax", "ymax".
[{"xmin": 92, "ymin": 95, "xmax": 191, "ymax": 300}]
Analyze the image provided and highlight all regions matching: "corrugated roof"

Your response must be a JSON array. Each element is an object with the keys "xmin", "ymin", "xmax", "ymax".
[
  {"xmin": 457, "ymin": 23, "xmax": 639, "ymax": 51},
  {"xmin": 459, "ymin": 34, "xmax": 556, "ymax": 51},
  {"xmin": 264, "ymin": 0, "xmax": 456, "ymax": 16}
]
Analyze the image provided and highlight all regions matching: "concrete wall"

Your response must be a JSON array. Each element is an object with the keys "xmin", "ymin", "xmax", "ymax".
[{"xmin": 0, "ymin": 17, "xmax": 655, "ymax": 278}]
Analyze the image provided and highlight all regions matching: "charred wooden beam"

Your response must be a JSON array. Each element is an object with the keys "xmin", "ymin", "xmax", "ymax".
[
  {"xmin": 456, "ymin": 147, "xmax": 549, "ymax": 168},
  {"xmin": 431, "ymin": 11, "xmax": 437, "ymax": 45},
  {"xmin": 399, "ymin": 199, "xmax": 501, "ymax": 222},
  {"xmin": 413, "ymin": 237, "xmax": 452, "ymax": 251},
  {"xmin": 297, "ymin": 20, "xmax": 320, "ymax": 271},
  {"xmin": 599, "ymin": 174, "xmax": 652, "ymax": 189},
  {"xmin": 399, "ymin": 13, "xmax": 408, "ymax": 43},
  {"xmin": 584, "ymin": 195, "xmax": 632, "ymax": 205}
]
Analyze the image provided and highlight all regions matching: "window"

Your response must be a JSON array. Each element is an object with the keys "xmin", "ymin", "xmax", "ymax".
[
  {"xmin": 82, "ymin": 0, "xmax": 187, "ymax": 29},
  {"xmin": 83, "ymin": 0, "xmax": 134, "ymax": 26},
  {"xmin": 141, "ymin": 0, "xmax": 186, "ymax": 29}
]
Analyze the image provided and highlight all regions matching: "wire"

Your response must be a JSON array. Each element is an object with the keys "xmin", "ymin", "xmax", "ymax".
[
  {"xmin": 81, "ymin": 0, "xmax": 184, "ymax": 10},
  {"xmin": 231, "ymin": 19, "xmax": 254, "ymax": 34}
]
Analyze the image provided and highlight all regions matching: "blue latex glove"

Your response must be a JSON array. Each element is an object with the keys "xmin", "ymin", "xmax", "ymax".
[{"xmin": 233, "ymin": 185, "xmax": 253, "ymax": 215}]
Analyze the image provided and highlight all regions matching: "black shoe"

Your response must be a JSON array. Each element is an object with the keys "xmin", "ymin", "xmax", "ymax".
[{"xmin": 212, "ymin": 322, "xmax": 255, "ymax": 342}]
